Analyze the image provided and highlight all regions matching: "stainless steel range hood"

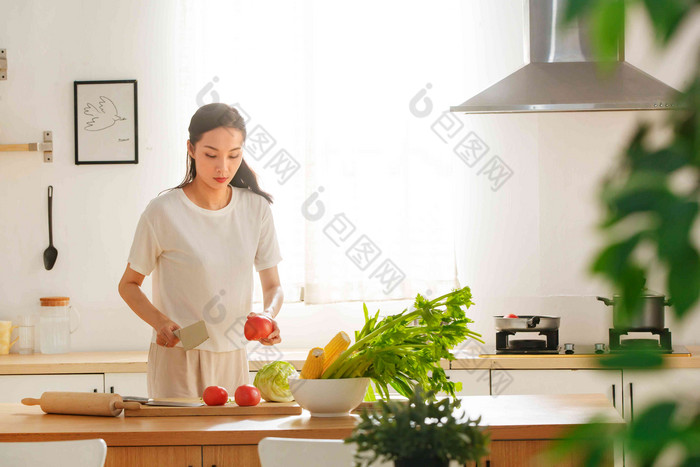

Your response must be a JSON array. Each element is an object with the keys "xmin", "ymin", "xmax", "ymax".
[{"xmin": 451, "ymin": 0, "xmax": 681, "ymax": 114}]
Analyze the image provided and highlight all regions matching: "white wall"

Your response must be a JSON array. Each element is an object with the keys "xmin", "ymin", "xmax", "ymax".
[
  {"xmin": 453, "ymin": 3, "xmax": 700, "ymax": 347},
  {"xmin": 0, "ymin": 0, "xmax": 188, "ymax": 351},
  {"xmin": 1, "ymin": 1, "xmax": 698, "ymax": 354}
]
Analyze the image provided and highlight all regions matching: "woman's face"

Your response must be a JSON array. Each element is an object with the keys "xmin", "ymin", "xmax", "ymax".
[{"xmin": 188, "ymin": 126, "xmax": 245, "ymax": 190}]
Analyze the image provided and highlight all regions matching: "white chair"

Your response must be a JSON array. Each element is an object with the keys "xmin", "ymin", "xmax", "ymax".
[
  {"xmin": 0, "ymin": 439, "xmax": 107, "ymax": 467},
  {"xmin": 258, "ymin": 437, "xmax": 393, "ymax": 467}
]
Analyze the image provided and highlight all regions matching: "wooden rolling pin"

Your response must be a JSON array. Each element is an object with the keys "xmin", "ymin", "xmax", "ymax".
[{"xmin": 22, "ymin": 392, "xmax": 142, "ymax": 417}]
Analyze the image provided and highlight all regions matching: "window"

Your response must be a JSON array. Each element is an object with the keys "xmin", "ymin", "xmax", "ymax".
[{"xmin": 176, "ymin": 0, "xmax": 461, "ymax": 306}]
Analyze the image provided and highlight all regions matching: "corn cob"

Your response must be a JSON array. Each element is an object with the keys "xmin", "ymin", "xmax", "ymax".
[
  {"xmin": 322, "ymin": 331, "xmax": 351, "ymax": 373},
  {"xmin": 300, "ymin": 347, "xmax": 325, "ymax": 379}
]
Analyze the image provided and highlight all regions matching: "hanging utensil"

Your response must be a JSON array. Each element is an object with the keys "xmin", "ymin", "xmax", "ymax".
[{"xmin": 43, "ymin": 185, "xmax": 58, "ymax": 270}]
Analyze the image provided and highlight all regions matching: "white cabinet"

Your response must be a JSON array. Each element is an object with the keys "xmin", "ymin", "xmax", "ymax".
[
  {"xmin": 0, "ymin": 374, "xmax": 104, "ymax": 403},
  {"xmin": 104, "ymin": 372, "xmax": 148, "ymax": 397},
  {"xmin": 491, "ymin": 369, "xmax": 623, "ymax": 415},
  {"xmin": 622, "ymin": 369, "xmax": 700, "ymax": 422},
  {"xmin": 444, "ymin": 370, "xmax": 490, "ymax": 396}
]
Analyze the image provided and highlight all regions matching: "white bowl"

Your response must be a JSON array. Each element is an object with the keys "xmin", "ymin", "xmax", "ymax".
[{"xmin": 288, "ymin": 377, "xmax": 370, "ymax": 417}]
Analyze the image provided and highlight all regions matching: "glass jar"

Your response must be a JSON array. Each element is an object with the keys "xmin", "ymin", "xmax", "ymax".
[
  {"xmin": 38, "ymin": 297, "xmax": 80, "ymax": 354},
  {"xmin": 16, "ymin": 315, "xmax": 35, "ymax": 355}
]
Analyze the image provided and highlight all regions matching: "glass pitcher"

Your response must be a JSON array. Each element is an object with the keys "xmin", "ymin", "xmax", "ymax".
[{"xmin": 38, "ymin": 297, "xmax": 80, "ymax": 354}]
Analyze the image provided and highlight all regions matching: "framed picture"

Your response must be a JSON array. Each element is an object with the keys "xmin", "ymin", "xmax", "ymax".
[{"xmin": 74, "ymin": 80, "xmax": 138, "ymax": 164}]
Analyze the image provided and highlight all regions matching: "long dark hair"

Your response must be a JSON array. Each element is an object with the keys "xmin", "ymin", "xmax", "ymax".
[{"xmin": 162, "ymin": 103, "xmax": 273, "ymax": 204}]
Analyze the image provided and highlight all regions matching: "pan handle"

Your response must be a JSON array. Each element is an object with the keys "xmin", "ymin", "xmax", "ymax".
[
  {"xmin": 596, "ymin": 296, "xmax": 614, "ymax": 306},
  {"xmin": 526, "ymin": 316, "xmax": 540, "ymax": 328}
]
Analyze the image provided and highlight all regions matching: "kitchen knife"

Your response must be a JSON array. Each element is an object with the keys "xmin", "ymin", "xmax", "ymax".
[
  {"xmin": 173, "ymin": 320, "xmax": 209, "ymax": 351},
  {"xmin": 122, "ymin": 396, "xmax": 204, "ymax": 407}
]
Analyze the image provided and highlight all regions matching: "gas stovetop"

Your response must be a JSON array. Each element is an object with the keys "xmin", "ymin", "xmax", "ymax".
[
  {"xmin": 491, "ymin": 326, "xmax": 688, "ymax": 355},
  {"xmin": 480, "ymin": 344, "xmax": 690, "ymax": 357}
]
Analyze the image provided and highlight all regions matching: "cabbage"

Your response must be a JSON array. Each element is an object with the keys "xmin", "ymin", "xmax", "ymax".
[{"xmin": 253, "ymin": 361, "xmax": 297, "ymax": 402}]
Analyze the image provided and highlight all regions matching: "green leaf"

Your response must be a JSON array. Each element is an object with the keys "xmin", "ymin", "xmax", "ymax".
[
  {"xmin": 667, "ymin": 248, "xmax": 700, "ymax": 318},
  {"xmin": 549, "ymin": 419, "xmax": 622, "ymax": 466},
  {"xmin": 641, "ymin": 0, "xmax": 692, "ymax": 44},
  {"xmin": 563, "ymin": 0, "xmax": 597, "ymax": 23},
  {"xmin": 632, "ymin": 141, "xmax": 694, "ymax": 173},
  {"xmin": 627, "ymin": 401, "xmax": 679, "ymax": 462},
  {"xmin": 601, "ymin": 171, "xmax": 672, "ymax": 222},
  {"xmin": 598, "ymin": 349, "xmax": 664, "ymax": 369},
  {"xmin": 591, "ymin": 234, "xmax": 643, "ymax": 278},
  {"xmin": 591, "ymin": 0, "xmax": 625, "ymax": 70},
  {"xmin": 657, "ymin": 200, "xmax": 699, "ymax": 259}
]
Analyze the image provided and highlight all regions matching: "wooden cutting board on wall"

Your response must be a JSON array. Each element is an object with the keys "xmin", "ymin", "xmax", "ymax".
[{"xmin": 124, "ymin": 401, "xmax": 302, "ymax": 417}]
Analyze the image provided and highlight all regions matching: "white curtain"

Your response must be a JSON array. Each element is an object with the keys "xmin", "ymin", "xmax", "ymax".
[{"xmin": 175, "ymin": 0, "xmax": 467, "ymax": 304}]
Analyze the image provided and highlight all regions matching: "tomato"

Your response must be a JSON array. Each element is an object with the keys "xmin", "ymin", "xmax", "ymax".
[
  {"xmin": 244, "ymin": 316, "xmax": 274, "ymax": 341},
  {"xmin": 234, "ymin": 384, "xmax": 261, "ymax": 406},
  {"xmin": 203, "ymin": 385, "xmax": 228, "ymax": 406},
  {"xmin": 504, "ymin": 313, "xmax": 519, "ymax": 319}
]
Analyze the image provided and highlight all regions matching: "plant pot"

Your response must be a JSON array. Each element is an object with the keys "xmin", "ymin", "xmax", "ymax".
[{"xmin": 394, "ymin": 456, "xmax": 449, "ymax": 467}]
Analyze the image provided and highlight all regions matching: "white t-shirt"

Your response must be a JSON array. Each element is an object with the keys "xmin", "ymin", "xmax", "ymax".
[{"xmin": 127, "ymin": 185, "xmax": 282, "ymax": 352}]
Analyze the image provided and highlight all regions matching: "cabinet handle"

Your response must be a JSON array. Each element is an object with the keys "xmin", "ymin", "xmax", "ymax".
[
  {"xmin": 93, "ymin": 388, "xmax": 97, "ymax": 393},
  {"xmin": 629, "ymin": 382, "xmax": 634, "ymax": 422},
  {"xmin": 611, "ymin": 384, "xmax": 616, "ymax": 409},
  {"xmin": 110, "ymin": 386, "xmax": 114, "ymax": 393}
]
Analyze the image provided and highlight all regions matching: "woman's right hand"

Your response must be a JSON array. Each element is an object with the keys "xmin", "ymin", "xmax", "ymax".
[{"xmin": 155, "ymin": 318, "xmax": 181, "ymax": 347}]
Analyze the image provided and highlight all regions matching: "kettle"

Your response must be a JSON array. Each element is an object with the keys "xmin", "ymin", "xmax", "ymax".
[{"xmin": 38, "ymin": 297, "xmax": 80, "ymax": 354}]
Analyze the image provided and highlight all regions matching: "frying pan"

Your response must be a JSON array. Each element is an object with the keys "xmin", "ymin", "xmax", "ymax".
[{"xmin": 494, "ymin": 315, "xmax": 560, "ymax": 332}]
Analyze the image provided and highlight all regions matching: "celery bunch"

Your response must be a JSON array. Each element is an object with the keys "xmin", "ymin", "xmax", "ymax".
[{"xmin": 321, "ymin": 286, "xmax": 483, "ymax": 400}]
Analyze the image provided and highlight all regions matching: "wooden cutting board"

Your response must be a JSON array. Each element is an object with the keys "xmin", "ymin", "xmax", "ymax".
[{"xmin": 124, "ymin": 401, "xmax": 302, "ymax": 417}]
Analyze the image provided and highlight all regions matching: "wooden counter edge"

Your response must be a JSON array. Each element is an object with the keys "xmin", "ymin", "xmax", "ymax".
[
  {"xmin": 450, "ymin": 345, "xmax": 700, "ymax": 370},
  {"xmin": 0, "ymin": 428, "xmax": 358, "ymax": 447},
  {"xmin": 0, "ymin": 423, "xmax": 620, "ymax": 446},
  {"xmin": 0, "ymin": 347, "xmax": 696, "ymax": 374}
]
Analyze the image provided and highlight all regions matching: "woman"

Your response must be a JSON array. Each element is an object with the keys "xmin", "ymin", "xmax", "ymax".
[{"xmin": 118, "ymin": 103, "xmax": 284, "ymax": 399}]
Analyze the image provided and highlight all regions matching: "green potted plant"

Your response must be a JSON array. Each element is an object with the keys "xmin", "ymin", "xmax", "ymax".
[{"xmin": 345, "ymin": 387, "xmax": 489, "ymax": 467}]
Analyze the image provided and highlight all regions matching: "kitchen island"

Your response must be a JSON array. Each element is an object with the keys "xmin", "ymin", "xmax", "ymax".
[{"xmin": 0, "ymin": 393, "xmax": 622, "ymax": 466}]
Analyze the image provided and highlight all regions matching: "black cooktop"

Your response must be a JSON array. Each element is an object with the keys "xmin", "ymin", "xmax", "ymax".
[{"xmin": 481, "ymin": 344, "xmax": 690, "ymax": 356}]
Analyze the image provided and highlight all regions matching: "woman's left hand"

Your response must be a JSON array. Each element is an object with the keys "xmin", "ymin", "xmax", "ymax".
[{"xmin": 247, "ymin": 310, "xmax": 281, "ymax": 346}]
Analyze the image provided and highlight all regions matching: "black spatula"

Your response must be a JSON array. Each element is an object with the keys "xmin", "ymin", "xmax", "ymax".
[{"xmin": 43, "ymin": 185, "xmax": 58, "ymax": 270}]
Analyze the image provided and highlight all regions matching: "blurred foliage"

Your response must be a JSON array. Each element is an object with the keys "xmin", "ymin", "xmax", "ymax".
[
  {"xmin": 346, "ymin": 387, "xmax": 489, "ymax": 467},
  {"xmin": 565, "ymin": 0, "xmax": 700, "ymax": 320},
  {"xmin": 557, "ymin": 1, "xmax": 700, "ymax": 465},
  {"xmin": 550, "ymin": 402, "xmax": 700, "ymax": 466},
  {"xmin": 598, "ymin": 348, "xmax": 665, "ymax": 369}
]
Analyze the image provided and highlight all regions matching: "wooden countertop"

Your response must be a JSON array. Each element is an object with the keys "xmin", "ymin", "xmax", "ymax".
[
  {"xmin": 0, "ymin": 346, "xmax": 697, "ymax": 375},
  {"xmin": 0, "ymin": 350, "xmax": 348, "ymax": 374},
  {"xmin": 451, "ymin": 345, "xmax": 700, "ymax": 370},
  {"xmin": 0, "ymin": 394, "xmax": 622, "ymax": 446},
  {"xmin": 0, "ymin": 351, "xmax": 149, "ymax": 375}
]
